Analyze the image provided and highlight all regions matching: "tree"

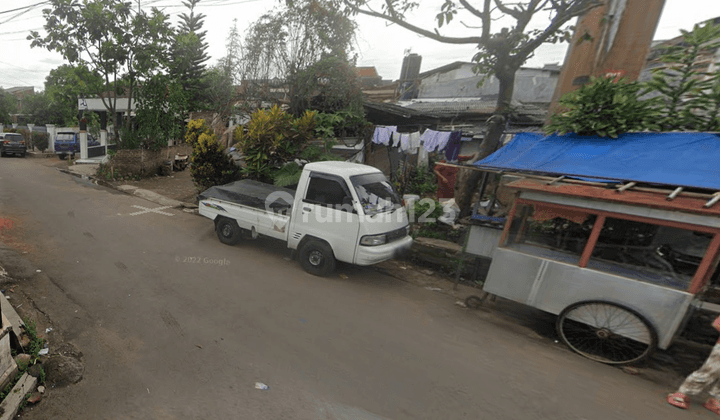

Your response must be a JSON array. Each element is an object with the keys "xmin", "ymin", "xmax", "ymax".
[
  {"xmin": 645, "ymin": 22, "xmax": 720, "ymax": 131},
  {"xmin": 239, "ymin": 0, "xmax": 357, "ymax": 109},
  {"xmin": 289, "ymin": 56, "xmax": 364, "ymax": 115},
  {"xmin": 44, "ymin": 64, "xmax": 103, "ymax": 126},
  {"xmin": 0, "ymin": 90, "xmax": 16, "ymax": 125},
  {"xmin": 134, "ymin": 74, "xmax": 188, "ymax": 150},
  {"xmin": 21, "ymin": 92, "xmax": 63, "ymax": 125},
  {"xmin": 170, "ymin": 0, "xmax": 211, "ymax": 113},
  {"xmin": 29, "ymin": 0, "xmax": 173, "ymax": 140},
  {"xmin": 339, "ymin": 0, "xmax": 601, "ymax": 216}
]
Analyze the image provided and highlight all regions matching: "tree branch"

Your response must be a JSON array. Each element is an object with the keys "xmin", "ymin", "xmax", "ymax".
[
  {"xmin": 493, "ymin": 0, "xmax": 522, "ymax": 19},
  {"xmin": 344, "ymin": 1, "xmax": 483, "ymax": 44}
]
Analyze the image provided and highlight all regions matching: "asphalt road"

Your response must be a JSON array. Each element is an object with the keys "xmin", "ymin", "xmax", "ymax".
[{"xmin": 0, "ymin": 157, "xmax": 705, "ymax": 419}]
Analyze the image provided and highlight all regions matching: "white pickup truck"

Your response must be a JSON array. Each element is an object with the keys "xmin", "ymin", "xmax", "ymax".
[{"xmin": 198, "ymin": 161, "xmax": 413, "ymax": 276}]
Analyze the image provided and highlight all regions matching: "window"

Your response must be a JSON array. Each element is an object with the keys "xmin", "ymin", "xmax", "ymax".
[
  {"xmin": 304, "ymin": 176, "xmax": 351, "ymax": 210},
  {"xmin": 504, "ymin": 202, "xmax": 596, "ymax": 265},
  {"xmin": 3, "ymin": 134, "xmax": 22, "ymax": 141},
  {"xmin": 587, "ymin": 218, "xmax": 712, "ymax": 290},
  {"xmin": 350, "ymin": 173, "xmax": 401, "ymax": 216}
]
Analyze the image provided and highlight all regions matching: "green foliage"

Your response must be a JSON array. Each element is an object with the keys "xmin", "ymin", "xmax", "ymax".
[
  {"xmin": 0, "ymin": 89, "xmax": 17, "ymax": 125},
  {"xmin": 32, "ymin": 132, "xmax": 49, "ymax": 152},
  {"xmin": 396, "ymin": 165, "xmax": 437, "ymax": 196},
  {"xmin": 135, "ymin": 75, "xmax": 188, "ymax": 151},
  {"xmin": 29, "ymin": 0, "xmax": 174, "ymax": 130},
  {"xmin": 23, "ymin": 318, "xmax": 43, "ymax": 360},
  {"xmin": 44, "ymin": 64, "xmax": 103, "ymax": 126},
  {"xmin": 273, "ymin": 162, "xmax": 303, "ymax": 187},
  {"xmin": 190, "ymin": 126, "xmax": 239, "ymax": 191},
  {"xmin": 170, "ymin": 0, "xmax": 210, "ymax": 113},
  {"xmin": 289, "ymin": 56, "xmax": 365, "ymax": 117},
  {"xmin": 545, "ymin": 77, "xmax": 660, "ymax": 137},
  {"xmin": 314, "ymin": 109, "xmax": 370, "ymax": 139},
  {"xmin": 645, "ymin": 22, "xmax": 720, "ymax": 131},
  {"xmin": 234, "ymin": 106, "xmax": 316, "ymax": 181}
]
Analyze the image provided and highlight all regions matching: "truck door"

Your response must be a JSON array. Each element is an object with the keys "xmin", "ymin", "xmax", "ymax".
[{"xmin": 296, "ymin": 173, "xmax": 361, "ymax": 263}]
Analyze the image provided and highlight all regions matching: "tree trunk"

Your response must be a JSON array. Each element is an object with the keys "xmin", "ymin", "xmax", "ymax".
[{"xmin": 455, "ymin": 69, "xmax": 516, "ymax": 218}]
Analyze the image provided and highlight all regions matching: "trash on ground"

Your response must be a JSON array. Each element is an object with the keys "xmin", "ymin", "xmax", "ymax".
[
  {"xmin": 45, "ymin": 327, "xmax": 53, "ymax": 333},
  {"xmin": 425, "ymin": 287, "xmax": 442, "ymax": 292},
  {"xmin": 36, "ymin": 269, "xmax": 41, "ymax": 273},
  {"xmin": 255, "ymin": 382, "xmax": 269, "ymax": 390},
  {"xmin": 622, "ymin": 366, "xmax": 640, "ymax": 375},
  {"xmin": 196, "ymin": 344, "xmax": 203, "ymax": 349},
  {"xmin": 4, "ymin": 296, "xmax": 9, "ymax": 300},
  {"xmin": 454, "ymin": 300, "xmax": 467, "ymax": 308},
  {"xmin": 38, "ymin": 348, "xmax": 49, "ymax": 356},
  {"xmin": 38, "ymin": 386, "xmax": 45, "ymax": 394},
  {"xmin": 339, "ymin": 274, "xmax": 349, "ymax": 279}
]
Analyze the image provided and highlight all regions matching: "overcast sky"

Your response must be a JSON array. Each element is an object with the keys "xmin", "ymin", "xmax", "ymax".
[{"xmin": 1, "ymin": 0, "xmax": 719, "ymax": 91}]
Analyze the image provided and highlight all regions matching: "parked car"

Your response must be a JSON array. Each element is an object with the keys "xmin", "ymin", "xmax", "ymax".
[
  {"xmin": 54, "ymin": 131, "xmax": 100, "ymax": 159},
  {"xmin": 198, "ymin": 161, "xmax": 413, "ymax": 276},
  {"xmin": 0, "ymin": 133, "xmax": 26, "ymax": 157}
]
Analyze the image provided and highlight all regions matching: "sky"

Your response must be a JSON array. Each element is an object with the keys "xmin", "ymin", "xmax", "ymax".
[{"xmin": 0, "ymin": 0, "xmax": 719, "ymax": 91}]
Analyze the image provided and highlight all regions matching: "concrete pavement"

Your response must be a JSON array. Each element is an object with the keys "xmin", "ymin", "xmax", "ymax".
[{"xmin": 0, "ymin": 156, "xmax": 711, "ymax": 419}]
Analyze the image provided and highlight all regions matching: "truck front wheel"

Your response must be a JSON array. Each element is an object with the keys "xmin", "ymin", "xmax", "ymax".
[
  {"xmin": 216, "ymin": 217, "xmax": 241, "ymax": 245},
  {"xmin": 299, "ymin": 240, "xmax": 336, "ymax": 277}
]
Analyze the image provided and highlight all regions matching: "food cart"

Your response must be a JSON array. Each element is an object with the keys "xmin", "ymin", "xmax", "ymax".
[{"xmin": 468, "ymin": 132, "xmax": 720, "ymax": 365}]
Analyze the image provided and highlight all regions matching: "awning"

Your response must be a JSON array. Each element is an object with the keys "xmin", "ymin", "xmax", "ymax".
[{"xmin": 474, "ymin": 132, "xmax": 720, "ymax": 191}]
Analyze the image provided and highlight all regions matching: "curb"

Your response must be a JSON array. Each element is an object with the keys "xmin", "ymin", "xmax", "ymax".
[{"xmin": 57, "ymin": 168, "xmax": 198, "ymax": 210}]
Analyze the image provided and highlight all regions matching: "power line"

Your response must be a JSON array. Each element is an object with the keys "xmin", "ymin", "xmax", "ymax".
[{"xmin": 0, "ymin": 1, "xmax": 50, "ymax": 16}]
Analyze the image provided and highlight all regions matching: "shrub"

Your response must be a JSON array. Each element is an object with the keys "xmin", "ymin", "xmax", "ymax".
[
  {"xmin": 545, "ymin": 76, "xmax": 660, "ymax": 138},
  {"xmin": 185, "ymin": 118, "xmax": 212, "ymax": 148},
  {"xmin": 395, "ymin": 165, "xmax": 437, "ymax": 196},
  {"xmin": 32, "ymin": 132, "xmax": 49, "ymax": 152},
  {"xmin": 190, "ymin": 129, "xmax": 239, "ymax": 191},
  {"xmin": 234, "ymin": 106, "xmax": 315, "ymax": 182}
]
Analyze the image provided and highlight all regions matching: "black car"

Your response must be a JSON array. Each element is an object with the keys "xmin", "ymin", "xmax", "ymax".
[{"xmin": 0, "ymin": 133, "xmax": 26, "ymax": 157}]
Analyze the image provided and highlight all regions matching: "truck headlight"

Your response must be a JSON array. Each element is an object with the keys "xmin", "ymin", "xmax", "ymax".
[{"xmin": 360, "ymin": 234, "xmax": 387, "ymax": 246}]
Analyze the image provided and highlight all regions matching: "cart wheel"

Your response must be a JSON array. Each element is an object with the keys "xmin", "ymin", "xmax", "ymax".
[
  {"xmin": 557, "ymin": 300, "xmax": 657, "ymax": 365},
  {"xmin": 215, "ymin": 217, "xmax": 241, "ymax": 246},
  {"xmin": 465, "ymin": 293, "xmax": 488, "ymax": 309}
]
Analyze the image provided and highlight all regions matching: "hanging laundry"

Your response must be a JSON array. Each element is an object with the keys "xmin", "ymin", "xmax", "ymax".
[
  {"xmin": 372, "ymin": 126, "xmax": 397, "ymax": 145},
  {"xmin": 421, "ymin": 129, "xmax": 452, "ymax": 152},
  {"xmin": 399, "ymin": 133, "xmax": 410, "ymax": 152},
  {"xmin": 408, "ymin": 132, "xmax": 420, "ymax": 154},
  {"xmin": 435, "ymin": 131, "xmax": 452, "ymax": 152},
  {"xmin": 444, "ymin": 131, "xmax": 463, "ymax": 162},
  {"xmin": 391, "ymin": 132, "xmax": 402, "ymax": 147}
]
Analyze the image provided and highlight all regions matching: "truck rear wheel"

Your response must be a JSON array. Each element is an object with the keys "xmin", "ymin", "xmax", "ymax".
[
  {"xmin": 216, "ymin": 217, "xmax": 241, "ymax": 245},
  {"xmin": 299, "ymin": 240, "xmax": 336, "ymax": 277}
]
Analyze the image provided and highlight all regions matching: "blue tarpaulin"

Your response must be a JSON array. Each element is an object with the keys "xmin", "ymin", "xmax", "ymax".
[{"xmin": 474, "ymin": 132, "xmax": 720, "ymax": 191}]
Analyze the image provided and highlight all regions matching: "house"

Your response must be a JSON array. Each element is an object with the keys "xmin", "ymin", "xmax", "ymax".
[{"xmin": 355, "ymin": 67, "xmax": 383, "ymax": 88}]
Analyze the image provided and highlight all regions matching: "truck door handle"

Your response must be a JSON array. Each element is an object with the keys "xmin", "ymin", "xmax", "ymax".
[{"xmin": 303, "ymin": 207, "xmax": 312, "ymax": 212}]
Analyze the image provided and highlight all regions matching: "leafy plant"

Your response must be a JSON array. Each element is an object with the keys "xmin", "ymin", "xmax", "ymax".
[
  {"xmin": 190, "ymin": 129, "xmax": 239, "ymax": 191},
  {"xmin": 32, "ymin": 132, "xmax": 49, "ymax": 152},
  {"xmin": 185, "ymin": 118, "xmax": 212, "ymax": 147},
  {"xmin": 396, "ymin": 165, "xmax": 437, "ymax": 196},
  {"xmin": 234, "ymin": 106, "xmax": 316, "ymax": 182},
  {"xmin": 645, "ymin": 22, "xmax": 720, "ymax": 131},
  {"xmin": 545, "ymin": 76, "xmax": 660, "ymax": 138},
  {"xmin": 273, "ymin": 162, "xmax": 303, "ymax": 188}
]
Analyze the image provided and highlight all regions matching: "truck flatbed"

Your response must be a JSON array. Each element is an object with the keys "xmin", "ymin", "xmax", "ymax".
[{"xmin": 197, "ymin": 180, "xmax": 295, "ymax": 212}]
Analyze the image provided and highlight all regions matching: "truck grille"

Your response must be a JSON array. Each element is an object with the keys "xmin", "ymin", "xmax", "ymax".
[{"xmin": 386, "ymin": 226, "xmax": 408, "ymax": 243}]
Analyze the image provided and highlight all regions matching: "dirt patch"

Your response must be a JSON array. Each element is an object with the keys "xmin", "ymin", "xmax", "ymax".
[{"xmin": 106, "ymin": 169, "xmax": 198, "ymax": 204}]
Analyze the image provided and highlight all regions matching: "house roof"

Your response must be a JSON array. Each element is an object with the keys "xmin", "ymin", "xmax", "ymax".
[{"xmin": 356, "ymin": 67, "xmax": 380, "ymax": 78}]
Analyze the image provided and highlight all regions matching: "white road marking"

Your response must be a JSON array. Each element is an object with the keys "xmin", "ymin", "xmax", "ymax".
[{"xmin": 128, "ymin": 205, "xmax": 174, "ymax": 216}]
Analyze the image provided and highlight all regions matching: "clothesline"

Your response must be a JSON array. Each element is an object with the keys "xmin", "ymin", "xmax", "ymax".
[{"xmin": 371, "ymin": 125, "xmax": 464, "ymax": 162}]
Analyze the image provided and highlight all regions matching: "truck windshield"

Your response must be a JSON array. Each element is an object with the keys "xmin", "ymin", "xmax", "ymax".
[
  {"xmin": 56, "ymin": 133, "xmax": 75, "ymax": 142},
  {"xmin": 350, "ymin": 173, "xmax": 402, "ymax": 215}
]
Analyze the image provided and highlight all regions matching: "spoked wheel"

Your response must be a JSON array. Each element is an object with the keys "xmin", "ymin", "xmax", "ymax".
[
  {"xmin": 299, "ymin": 240, "xmax": 336, "ymax": 277},
  {"xmin": 556, "ymin": 300, "xmax": 657, "ymax": 365},
  {"xmin": 215, "ymin": 217, "xmax": 242, "ymax": 245}
]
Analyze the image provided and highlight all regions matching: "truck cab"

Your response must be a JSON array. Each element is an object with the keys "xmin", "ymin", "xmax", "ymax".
[{"xmin": 198, "ymin": 161, "xmax": 413, "ymax": 276}]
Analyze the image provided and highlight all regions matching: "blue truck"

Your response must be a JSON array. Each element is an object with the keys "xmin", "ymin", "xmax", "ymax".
[{"xmin": 54, "ymin": 131, "xmax": 100, "ymax": 159}]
